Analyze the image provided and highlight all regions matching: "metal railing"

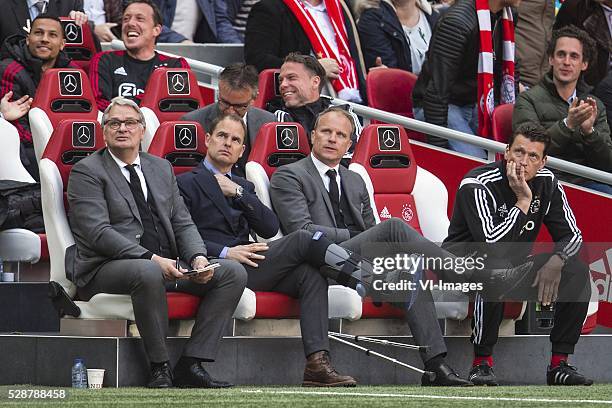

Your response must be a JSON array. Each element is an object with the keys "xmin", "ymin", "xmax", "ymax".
[{"xmin": 111, "ymin": 41, "xmax": 612, "ymax": 186}]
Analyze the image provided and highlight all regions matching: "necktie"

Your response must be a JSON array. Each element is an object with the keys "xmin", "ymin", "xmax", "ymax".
[
  {"xmin": 224, "ymin": 173, "xmax": 234, "ymax": 206},
  {"xmin": 125, "ymin": 164, "xmax": 160, "ymax": 254},
  {"xmin": 326, "ymin": 169, "xmax": 345, "ymax": 227},
  {"xmin": 34, "ymin": 1, "xmax": 47, "ymax": 14}
]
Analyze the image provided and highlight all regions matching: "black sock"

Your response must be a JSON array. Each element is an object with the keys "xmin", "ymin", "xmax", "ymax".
[
  {"xmin": 179, "ymin": 356, "xmax": 202, "ymax": 366},
  {"xmin": 424, "ymin": 354, "xmax": 445, "ymax": 370},
  {"xmin": 150, "ymin": 360, "xmax": 169, "ymax": 371}
]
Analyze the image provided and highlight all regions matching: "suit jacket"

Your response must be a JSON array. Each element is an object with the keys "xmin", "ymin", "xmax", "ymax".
[
  {"xmin": 154, "ymin": 0, "xmax": 241, "ymax": 43},
  {"xmin": 244, "ymin": 0, "xmax": 367, "ymax": 101},
  {"xmin": 177, "ymin": 161, "xmax": 279, "ymax": 257},
  {"xmin": 0, "ymin": 0, "xmax": 84, "ymax": 46},
  {"xmin": 66, "ymin": 148, "xmax": 206, "ymax": 287},
  {"xmin": 269, "ymin": 155, "xmax": 374, "ymax": 243}
]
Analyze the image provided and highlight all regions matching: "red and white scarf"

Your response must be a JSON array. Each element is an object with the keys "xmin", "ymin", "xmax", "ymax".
[
  {"xmin": 282, "ymin": 0, "xmax": 358, "ymax": 95},
  {"xmin": 476, "ymin": 0, "xmax": 515, "ymax": 138}
]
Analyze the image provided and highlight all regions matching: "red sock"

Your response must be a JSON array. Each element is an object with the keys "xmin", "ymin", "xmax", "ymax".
[
  {"xmin": 473, "ymin": 355, "xmax": 493, "ymax": 367},
  {"xmin": 550, "ymin": 353, "xmax": 568, "ymax": 368}
]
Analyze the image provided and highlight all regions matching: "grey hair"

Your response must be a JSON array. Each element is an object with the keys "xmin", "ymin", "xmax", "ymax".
[{"xmin": 101, "ymin": 97, "xmax": 146, "ymax": 128}]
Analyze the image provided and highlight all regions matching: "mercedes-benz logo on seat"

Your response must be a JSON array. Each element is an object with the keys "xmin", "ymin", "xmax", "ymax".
[
  {"xmin": 72, "ymin": 122, "xmax": 95, "ymax": 148},
  {"xmin": 174, "ymin": 124, "xmax": 197, "ymax": 149},
  {"xmin": 64, "ymin": 22, "xmax": 80, "ymax": 42},
  {"xmin": 377, "ymin": 127, "xmax": 401, "ymax": 151},
  {"xmin": 167, "ymin": 71, "xmax": 190, "ymax": 95},
  {"xmin": 276, "ymin": 125, "xmax": 299, "ymax": 150},
  {"xmin": 59, "ymin": 71, "xmax": 82, "ymax": 96}
]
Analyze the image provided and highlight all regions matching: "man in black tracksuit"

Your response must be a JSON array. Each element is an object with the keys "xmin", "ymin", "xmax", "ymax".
[
  {"xmin": 266, "ymin": 53, "xmax": 362, "ymax": 152},
  {"xmin": 88, "ymin": 0, "xmax": 189, "ymax": 111},
  {"xmin": 443, "ymin": 123, "xmax": 592, "ymax": 386},
  {"xmin": 0, "ymin": 15, "xmax": 75, "ymax": 180}
]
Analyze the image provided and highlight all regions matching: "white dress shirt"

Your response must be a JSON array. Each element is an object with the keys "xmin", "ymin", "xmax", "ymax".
[
  {"xmin": 310, "ymin": 153, "xmax": 341, "ymax": 198},
  {"xmin": 108, "ymin": 150, "xmax": 148, "ymax": 201}
]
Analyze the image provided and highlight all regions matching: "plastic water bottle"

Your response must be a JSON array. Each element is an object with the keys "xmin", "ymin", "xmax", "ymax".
[{"xmin": 71, "ymin": 358, "xmax": 88, "ymax": 388}]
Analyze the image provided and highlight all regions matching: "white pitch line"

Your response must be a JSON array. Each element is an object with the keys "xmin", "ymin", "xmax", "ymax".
[{"xmin": 242, "ymin": 389, "xmax": 612, "ymax": 405}]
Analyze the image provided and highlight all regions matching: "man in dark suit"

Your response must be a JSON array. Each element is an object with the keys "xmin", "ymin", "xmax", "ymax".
[
  {"xmin": 177, "ymin": 113, "xmax": 357, "ymax": 387},
  {"xmin": 181, "ymin": 63, "xmax": 274, "ymax": 178},
  {"xmin": 0, "ymin": 0, "xmax": 87, "ymax": 46},
  {"xmin": 269, "ymin": 107, "xmax": 474, "ymax": 386},
  {"xmin": 67, "ymin": 96, "xmax": 248, "ymax": 388}
]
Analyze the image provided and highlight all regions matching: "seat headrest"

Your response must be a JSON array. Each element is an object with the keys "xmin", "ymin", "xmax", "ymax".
[
  {"xmin": 492, "ymin": 103, "xmax": 513, "ymax": 144},
  {"xmin": 31, "ymin": 68, "xmax": 98, "ymax": 127},
  {"xmin": 248, "ymin": 122, "xmax": 310, "ymax": 178},
  {"xmin": 148, "ymin": 121, "xmax": 207, "ymax": 174},
  {"xmin": 351, "ymin": 124, "xmax": 417, "ymax": 194},
  {"xmin": 366, "ymin": 68, "xmax": 417, "ymax": 114},
  {"xmin": 59, "ymin": 18, "xmax": 98, "ymax": 68},
  {"xmin": 139, "ymin": 68, "xmax": 204, "ymax": 123},
  {"xmin": 253, "ymin": 69, "xmax": 280, "ymax": 109},
  {"xmin": 41, "ymin": 119, "xmax": 105, "ymax": 186}
]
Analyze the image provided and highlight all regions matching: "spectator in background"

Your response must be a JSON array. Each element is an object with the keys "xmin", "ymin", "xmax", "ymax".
[
  {"xmin": 267, "ymin": 53, "xmax": 362, "ymax": 148},
  {"xmin": 0, "ymin": 14, "xmax": 75, "ymax": 180},
  {"xmin": 245, "ymin": 0, "xmax": 369, "ymax": 103},
  {"xmin": 555, "ymin": 0, "xmax": 612, "ymax": 124},
  {"xmin": 514, "ymin": 0, "xmax": 555, "ymax": 89},
  {"xmin": 513, "ymin": 26, "xmax": 612, "ymax": 194},
  {"xmin": 412, "ymin": 0, "xmax": 520, "ymax": 159},
  {"xmin": 89, "ymin": 0, "xmax": 189, "ymax": 111},
  {"xmin": 181, "ymin": 63, "xmax": 274, "ymax": 178},
  {"xmin": 152, "ymin": 0, "xmax": 242, "ymax": 43},
  {"xmin": 84, "ymin": 0, "xmax": 123, "ymax": 42},
  {"xmin": 357, "ymin": 0, "xmax": 440, "ymax": 74},
  {"xmin": 0, "ymin": 0, "xmax": 88, "ymax": 46},
  {"xmin": 226, "ymin": 0, "xmax": 261, "ymax": 41}
]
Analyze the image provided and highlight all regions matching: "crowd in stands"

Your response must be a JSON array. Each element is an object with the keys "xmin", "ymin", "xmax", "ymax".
[{"xmin": 0, "ymin": 0, "xmax": 609, "ymax": 390}]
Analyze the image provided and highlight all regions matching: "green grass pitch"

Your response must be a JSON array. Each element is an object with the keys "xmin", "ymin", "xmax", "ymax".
[{"xmin": 2, "ymin": 384, "xmax": 612, "ymax": 407}]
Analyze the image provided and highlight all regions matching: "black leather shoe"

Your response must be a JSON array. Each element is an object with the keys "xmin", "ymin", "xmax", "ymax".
[
  {"xmin": 470, "ymin": 260, "xmax": 535, "ymax": 300},
  {"xmin": 422, "ymin": 362, "xmax": 473, "ymax": 387},
  {"xmin": 147, "ymin": 362, "xmax": 173, "ymax": 388},
  {"xmin": 173, "ymin": 358, "xmax": 234, "ymax": 388}
]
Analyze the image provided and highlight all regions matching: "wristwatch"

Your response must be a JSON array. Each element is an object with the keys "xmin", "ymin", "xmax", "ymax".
[{"xmin": 235, "ymin": 185, "xmax": 244, "ymax": 199}]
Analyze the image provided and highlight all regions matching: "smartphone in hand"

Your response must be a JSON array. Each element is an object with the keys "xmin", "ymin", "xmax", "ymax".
[{"xmin": 182, "ymin": 262, "xmax": 221, "ymax": 277}]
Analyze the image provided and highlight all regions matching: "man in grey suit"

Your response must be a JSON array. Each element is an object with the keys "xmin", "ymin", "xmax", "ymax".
[
  {"xmin": 67, "ymin": 97, "xmax": 247, "ymax": 389},
  {"xmin": 181, "ymin": 63, "xmax": 274, "ymax": 178},
  {"xmin": 269, "ymin": 107, "xmax": 473, "ymax": 386}
]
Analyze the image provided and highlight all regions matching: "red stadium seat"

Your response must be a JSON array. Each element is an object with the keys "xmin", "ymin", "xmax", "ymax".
[
  {"xmin": 39, "ymin": 119, "xmax": 254, "ymax": 321},
  {"xmin": 59, "ymin": 18, "xmax": 98, "ymax": 71},
  {"xmin": 253, "ymin": 69, "xmax": 280, "ymax": 109},
  {"xmin": 349, "ymin": 124, "xmax": 467, "ymax": 319},
  {"xmin": 29, "ymin": 68, "xmax": 99, "ymax": 162},
  {"xmin": 366, "ymin": 68, "xmax": 425, "ymax": 142},
  {"xmin": 491, "ymin": 103, "xmax": 514, "ymax": 144},
  {"xmin": 147, "ymin": 121, "xmax": 208, "ymax": 175},
  {"xmin": 492, "ymin": 103, "xmax": 514, "ymax": 160},
  {"xmin": 140, "ymin": 68, "xmax": 205, "ymax": 151}
]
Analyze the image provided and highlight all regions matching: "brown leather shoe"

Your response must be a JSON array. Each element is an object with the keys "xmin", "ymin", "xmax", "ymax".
[{"xmin": 302, "ymin": 351, "xmax": 357, "ymax": 387}]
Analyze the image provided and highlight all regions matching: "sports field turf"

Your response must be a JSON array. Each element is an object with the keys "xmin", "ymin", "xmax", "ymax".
[{"xmin": 2, "ymin": 384, "xmax": 612, "ymax": 407}]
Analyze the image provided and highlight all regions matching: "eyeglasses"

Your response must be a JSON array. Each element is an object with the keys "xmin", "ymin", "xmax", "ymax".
[
  {"xmin": 105, "ymin": 119, "xmax": 142, "ymax": 130},
  {"xmin": 218, "ymin": 97, "xmax": 251, "ymax": 113}
]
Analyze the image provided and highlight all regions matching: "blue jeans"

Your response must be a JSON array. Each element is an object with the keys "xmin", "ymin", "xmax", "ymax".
[
  {"xmin": 581, "ymin": 181, "xmax": 612, "ymax": 195},
  {"xmin": 414, "ymin": 104, "xmax": 487, "ymax": 159}
]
